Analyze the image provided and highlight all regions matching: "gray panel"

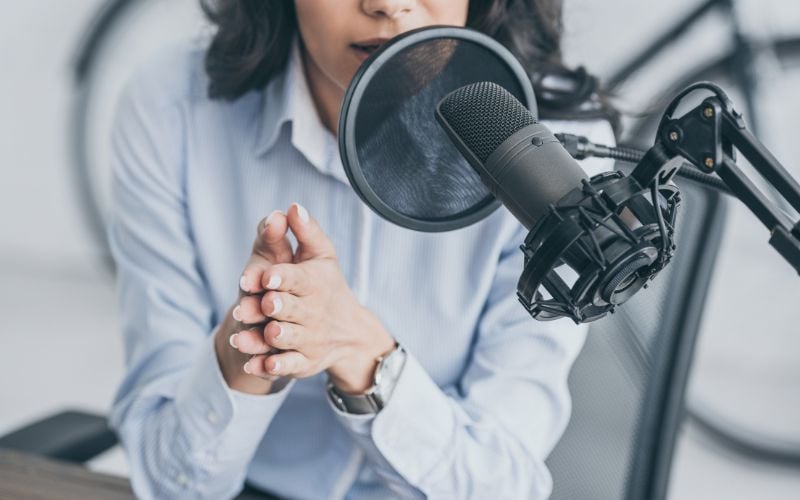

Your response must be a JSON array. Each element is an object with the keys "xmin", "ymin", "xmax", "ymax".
[{"xmin": 548, "ymin": 181, "xmax": 725, "ymax": 500}]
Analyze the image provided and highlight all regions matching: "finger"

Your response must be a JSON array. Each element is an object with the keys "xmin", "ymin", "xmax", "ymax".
[
  {"xmin": 239, "ymin": 258, "xmax": 273, "ymax": 295},
  {"xmin": 261, "ymin": 262, "xmax": 312, "ymax": 296},
  {"xmin": 261, "ymin": 291, "xmax": 303, "ymax": 324},
  {"xmin": 253, "ymin": 210, "xmax": 294, "ymax": 264},
  {"xmin": 263, "ymin": 350, "xmax": 309, "ymax": 378},
  {"xmin": 230, "ymin": 328, "xmax": 272, "ymax": 355},
  {"xmin": 264, "ymin": 320, "xmax": 309, "ymax": 351},
  {"xmin": 287, "ymin": 203, "xmax": 337, "ymax": 262},
  {"xmin": 234, "ymin": 295, "xmax": 267, "ymax": 324},
  {"xmin": 240, "ymin": 211, "xmax": 293, "ymax": 294},
  {"xmin": 243, "ymin": 354, "xmax": 282, "ymax": 380}
]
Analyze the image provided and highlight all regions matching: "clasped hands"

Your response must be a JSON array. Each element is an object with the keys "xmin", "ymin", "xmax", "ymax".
[{"xmin": 215, "ymin": 203, "xmax": 395, "ymax": 396}]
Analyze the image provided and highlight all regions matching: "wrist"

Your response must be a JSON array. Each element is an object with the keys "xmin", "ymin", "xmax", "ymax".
[
  {"xmin": 327, "ymin": 342, "xmax": 407, "ymax": 414},
  {"xmin": 329, "ymin": 312, "xmax": 395, "ymax": 394}
]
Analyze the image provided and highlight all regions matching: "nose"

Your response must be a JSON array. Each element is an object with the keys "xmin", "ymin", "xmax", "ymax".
[{"xmin": 360, "ymin": 0, "xmax": 416, "ymax": 19}]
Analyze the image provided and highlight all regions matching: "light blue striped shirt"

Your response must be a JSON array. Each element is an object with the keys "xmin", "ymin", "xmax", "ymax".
[{"xmin": 108, "ymin": 39, "xmax": 615, "ymax": 500}]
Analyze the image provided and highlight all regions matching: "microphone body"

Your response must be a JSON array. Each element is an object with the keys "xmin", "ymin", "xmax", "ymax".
[
  {"xmin": 435, "ymin": 81, "xmax": 588, "ymax": 231},
  {"xmin": 483, "ymin": 124, "xmax": 588, "ymax": 230}
]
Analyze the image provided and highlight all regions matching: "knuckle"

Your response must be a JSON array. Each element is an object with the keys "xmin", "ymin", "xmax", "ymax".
[
  {"xmin": 297, "ymin": 267, "xmax": 316, "ymax": 294},
  {"xmin": 271, "ymin": 262, "xmax": 288, "ymax": 275}
]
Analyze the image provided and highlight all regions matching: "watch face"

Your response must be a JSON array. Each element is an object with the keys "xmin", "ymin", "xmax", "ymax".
[{"xmin": 375, "ymin": 346, "xmax": 407, "ymax": 395}]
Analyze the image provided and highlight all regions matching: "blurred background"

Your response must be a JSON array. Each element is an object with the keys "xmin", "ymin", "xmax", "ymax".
[{"xmin": 1, "ymin": 0, "xmax": 798, "ymax": 498}]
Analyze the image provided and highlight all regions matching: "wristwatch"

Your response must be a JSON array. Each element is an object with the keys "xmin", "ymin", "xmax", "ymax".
[{"xmin": 326, "ymin": 342, "xmax": 407, "ymax": 415}]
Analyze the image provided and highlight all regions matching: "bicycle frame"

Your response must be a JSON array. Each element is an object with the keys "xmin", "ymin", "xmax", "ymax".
[
  {"xmin": 607, "ymin": 0, "xmax": 734, "ymax": 90},
  {"xmin": 608, "ymin": 0, "xmax": 772, "ymax": 138}
]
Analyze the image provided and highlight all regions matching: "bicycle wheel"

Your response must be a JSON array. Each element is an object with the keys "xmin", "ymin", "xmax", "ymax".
[
  {"xmin": 622, "ymin": 37, "xmax": 800, "ymax": 465},
  {"xmin": 70, "ymin": 0, "xmax": 207, "ymax": 271}
]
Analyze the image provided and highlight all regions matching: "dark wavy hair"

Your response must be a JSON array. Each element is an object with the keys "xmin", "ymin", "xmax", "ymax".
[{"xmin": 200, "ymin": 0, "xmax": 618, "ymax": 130}]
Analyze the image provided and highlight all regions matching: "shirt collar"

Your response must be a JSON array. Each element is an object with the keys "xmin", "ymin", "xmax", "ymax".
[{"xmin": 255, "ymin": 38, "xmax": 349, "ymax": 185}]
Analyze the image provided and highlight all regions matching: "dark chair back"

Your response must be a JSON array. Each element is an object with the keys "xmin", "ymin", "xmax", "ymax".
[{"xmin": 547, "ymin": 181, "xmax": 727, "ymax": 500}]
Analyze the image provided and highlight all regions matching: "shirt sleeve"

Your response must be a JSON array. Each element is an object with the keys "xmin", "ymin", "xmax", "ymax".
[
  {"xmin": 328, "ymin": 119, "xmax": 613, "ymax": 499},
  {"xmin": 107, "ymin": 67, "xmax": 294, "ymax": 500}
]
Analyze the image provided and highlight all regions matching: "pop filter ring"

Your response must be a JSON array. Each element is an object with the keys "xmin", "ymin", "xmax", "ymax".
[{"xmin": 338, "ymin": 26, "xmax": 538, "ymax": 232}]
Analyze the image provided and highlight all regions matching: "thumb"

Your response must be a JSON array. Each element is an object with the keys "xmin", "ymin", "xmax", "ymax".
[
  {"xmin": 287, "ymin": 202, "xmax": 337, "ymax": 262},
  {"xmin": 240, "ymin": 210, "xmax": 293, "ymax": 294},
  {"xmin": 252, "ymin": 210, "xmax": 293, "ymax": 264}
]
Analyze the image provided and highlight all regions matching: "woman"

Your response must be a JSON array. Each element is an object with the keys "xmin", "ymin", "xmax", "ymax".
[{"xmin": 108, "ymin": 1, "xmax": 616, "ymax": 498}]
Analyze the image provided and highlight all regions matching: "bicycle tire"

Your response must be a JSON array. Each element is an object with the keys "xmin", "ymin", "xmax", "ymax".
[
  {"xmin": 70, "ymin": 0, "xmax": 202, "ymax": 273},
  {"xmin": 70, "ymin": 0, "xmax": 137, "ymax": 273}
]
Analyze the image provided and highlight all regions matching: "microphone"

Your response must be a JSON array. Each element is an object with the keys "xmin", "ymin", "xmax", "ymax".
[
  {"xmin": 434, "ymin": 81, "xmax": 589, "ymax": 231},
  {"xmin": 435, "ymin": 82, "xmax": 679, "ymax": 323}
]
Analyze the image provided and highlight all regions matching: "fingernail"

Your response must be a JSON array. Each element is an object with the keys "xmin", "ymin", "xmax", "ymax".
[
  {"xmin": 232, "ymin": 305, "xmax": 242, "ymax": 322},
  {"xmin": 266, "ymin": 274, "xmax": 281, "ymax": 289},
  {"xmin": 243, "ymin": 361, "xmax": 252, "ymax": 374},
  {"xmin": 239, "ymin": 275, "xmax": 250, "ymax": 292},
  {"xmin": 266, "ymin": 210, "xmax": 282, "ymax": 226},
  {"xmin": 294, "ymin": 203, "xmax": 309, "ymax": 224},
  {"xmin": 272, "ymin": 296, "xmax": 283, "ymax": 315},
  {"xmin": 229, "ymin": 333, "xmax": 239, "ymax": 348},
  {"xmin": 270, "ymin": 361, "xmax": 281, "ymax": 374},
  {"xmin": 262, "ymin": 210, "xmax": 284, "ymax": 232}
]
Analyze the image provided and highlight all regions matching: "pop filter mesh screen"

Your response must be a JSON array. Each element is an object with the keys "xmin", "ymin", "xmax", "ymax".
[{"xmin": 353, "ymin": 38, "xmax": 529, "ymax": 222}]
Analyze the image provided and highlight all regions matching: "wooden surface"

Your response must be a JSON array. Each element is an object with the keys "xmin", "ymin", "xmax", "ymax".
[
  {"xmin": 0, "ymin": 449, "xmax": 134, "ymax": 500},
  {"xmin": 0, "ymin": 449, "xmax": 277, "ymax": 499}
]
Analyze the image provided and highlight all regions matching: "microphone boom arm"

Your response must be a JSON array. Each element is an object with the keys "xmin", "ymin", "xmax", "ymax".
[
  {"xmin": 650, "ymin": 82, "xmax": 800, "ymax": 274},
  {"xmin": 557, "ymin": 81, "xmax": 800, "ymax": 274}
]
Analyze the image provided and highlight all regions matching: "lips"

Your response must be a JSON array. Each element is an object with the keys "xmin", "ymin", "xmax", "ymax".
[{"xmin": 350, "ymin": 37, "xmax": 390, "ymax": 58}]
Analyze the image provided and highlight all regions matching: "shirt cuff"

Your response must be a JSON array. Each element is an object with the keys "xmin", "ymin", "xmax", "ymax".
[
  {"xmin": 326, "ymin": 390, "xmax": 377, "ymax": 435},
  {"xmin": 325, "ymin": 357, "xmax": 430, "ymax": 499},
  {"xmin": 173, "ymin": 330, "xmax": 295, "ymax": 465},
  {"xmin": 338, "ymin": 350, "xmax": 457, "ymax": 486}
]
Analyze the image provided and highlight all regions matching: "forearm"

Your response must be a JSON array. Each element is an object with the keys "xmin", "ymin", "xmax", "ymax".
[{"xmin": 112, "ymin": 326, "xmax": 295, "ymax": 499}]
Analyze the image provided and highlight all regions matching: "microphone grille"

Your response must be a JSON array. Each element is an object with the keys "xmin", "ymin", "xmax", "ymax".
[{"xmin": 437, "ymin": 81, "xmax": 536, "ymax": 163}]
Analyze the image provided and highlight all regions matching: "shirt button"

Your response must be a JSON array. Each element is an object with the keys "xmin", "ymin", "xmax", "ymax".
[
  {"xmin": 206, "ymin": 410, "xmax": 220, "ymax": 425},
  {"xmin": 176, "ymin": 473, "xmax": 190, "ymax": 487}
]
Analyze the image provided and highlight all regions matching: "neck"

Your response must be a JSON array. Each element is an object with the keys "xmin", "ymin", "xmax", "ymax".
[{"xmin": 301, "ymin": 48, "xmax": 344, "ymax": 136}]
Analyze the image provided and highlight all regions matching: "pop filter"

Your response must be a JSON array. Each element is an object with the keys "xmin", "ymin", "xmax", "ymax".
[{"xmin": 338, "ymin": 26, "xmax": 536, "ymax": 232}]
